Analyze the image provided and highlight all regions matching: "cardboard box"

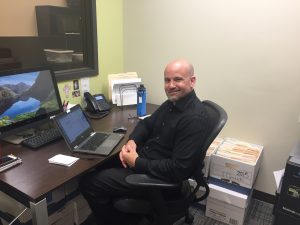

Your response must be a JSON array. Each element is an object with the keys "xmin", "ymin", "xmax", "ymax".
[
  {"xmin": 49, "ymin": 200, "xmax": 77, "ymax": 225},
  {"xmin": 205, "ymin": 178, "xmax": 252, "ymax": 225},
  {"xmin": 208, "ymin": 177, "xmax": 252, "ymax": 207},
  {"xmin": 203, "ymin": 137, "xmax": 223, "ymax": 177},
  {"xmin": 210, "ymin": 138, "xmax": 263, "ymax": 188},
  {"xmin": 73, "ymin": 194, "xmax": 92, "ymax": 224},
  {"xmin": 206, "ymin": 197, "xmax": 249, "ymax": 225}
]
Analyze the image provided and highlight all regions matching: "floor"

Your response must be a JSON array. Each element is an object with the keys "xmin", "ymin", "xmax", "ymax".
[
  {"xmin": 175, "ymin": 198, "xmax": 274, "ymax": 225},
  {"xmin": 82, "ymin": 198, "xmax": 274, "ymax": 225}
]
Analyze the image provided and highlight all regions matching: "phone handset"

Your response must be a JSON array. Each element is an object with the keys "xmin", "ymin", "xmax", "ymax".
[{"xmin": 84, "ymin": 92, "xmax": 111, "ymax": 114}]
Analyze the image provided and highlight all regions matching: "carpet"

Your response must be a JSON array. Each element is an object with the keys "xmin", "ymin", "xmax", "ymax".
[{"xmin": 174, "ymin": 198, "xmax": 274, "ymax": 225}]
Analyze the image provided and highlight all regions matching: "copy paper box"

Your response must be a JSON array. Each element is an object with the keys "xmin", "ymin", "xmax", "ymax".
[
  {"xmin": 208, "ymin": 177, "xmax": 252, "ymax": 208},
  {"xmin": 206, "ymin": 197, "xmax": 250, "ymax": 225},
  {"xmin": 203, "ymin": 137, "xmax": 223, "ymax": 177},
  {"xmin": 210, "ymin": 138, "xmax": 263, "ymax": 188},
  {"xmin": 206, "ymin": 178, "xmax": 252, "ymax": 225}
]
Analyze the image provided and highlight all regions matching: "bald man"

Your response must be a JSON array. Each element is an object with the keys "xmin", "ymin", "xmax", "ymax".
[{"xmin": 80, "ymin": 59, "xmax": 212, "ymax": 225}]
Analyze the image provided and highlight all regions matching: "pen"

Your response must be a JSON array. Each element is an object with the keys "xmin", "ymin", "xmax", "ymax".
[{"xmin": 63, "ymin": 100, "xmax": 68, "ymax": 111}]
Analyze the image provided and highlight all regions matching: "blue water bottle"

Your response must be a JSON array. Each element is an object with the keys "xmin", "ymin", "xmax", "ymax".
[{"xmin": 137, "ymin": 84, "xmax": 146, "ymax": 117}]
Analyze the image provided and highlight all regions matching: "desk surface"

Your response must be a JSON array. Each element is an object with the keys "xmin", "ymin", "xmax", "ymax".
[{"xmin": 0, "ymin": 104, "xmax": 157, "ymax": 206}]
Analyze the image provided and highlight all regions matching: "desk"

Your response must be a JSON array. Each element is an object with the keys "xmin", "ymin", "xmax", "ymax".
[{"xmin": 0, "ymin": 104, "xmax": 157, "ymax": 225}]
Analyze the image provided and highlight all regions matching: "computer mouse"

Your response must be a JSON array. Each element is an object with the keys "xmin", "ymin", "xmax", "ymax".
[{"xmin": 113, "ymin": 126, "xmax": 127, "ymax": 133}]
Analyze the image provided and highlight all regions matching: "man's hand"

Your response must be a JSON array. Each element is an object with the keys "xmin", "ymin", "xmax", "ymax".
[{"xmin": 119, "ymin": 140, "xmax": 138, "ymax": 168}]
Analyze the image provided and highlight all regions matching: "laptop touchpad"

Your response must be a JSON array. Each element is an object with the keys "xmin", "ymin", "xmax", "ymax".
[{"xmin": 101, "ymin": 139, "xmax": 115, "ymax": 147}]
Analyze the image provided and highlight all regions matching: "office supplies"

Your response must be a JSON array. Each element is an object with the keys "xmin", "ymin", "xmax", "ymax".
[
  {"xmin": 62, "ymin": 100, "xmax": 69, "ymax": 111},
  {"xmin": 0, "ymin": 154, "xmax": 22, "ymax": 172},
  {"xmin": 48, "ymin": 154, "xmax": 79, "ymax": 167},
  {"xmin": 108, "ymin": 72, "xmax": 142, "ymax": 106},
  {"xmin": 53, "ymin": 104, "xmax": 124, "ymax": 156}
]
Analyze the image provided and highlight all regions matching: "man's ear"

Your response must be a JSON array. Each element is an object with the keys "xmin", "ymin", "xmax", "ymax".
[{"xmin": 190, "ymin": 76, "xmax": 196, "ymax": 87}]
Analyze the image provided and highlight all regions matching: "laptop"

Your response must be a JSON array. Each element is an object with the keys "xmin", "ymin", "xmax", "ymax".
[{"xmin": 53, "ymin": 104, "xmax": 124, "ymax": 156}]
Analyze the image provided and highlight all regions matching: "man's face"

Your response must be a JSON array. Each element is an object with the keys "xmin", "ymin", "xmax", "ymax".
[{"xmin": 164, "ymin": 64, "xmax": 195, "ymax": 102}]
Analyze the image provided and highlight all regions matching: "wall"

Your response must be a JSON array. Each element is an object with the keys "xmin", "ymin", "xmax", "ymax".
[
  {"xmin": 57, "ymin": 0, "xmax": 124, "ymax": 105},
  {"xmin": 123, "ymin": 0, "xmax": 300, "ymax": 195},
  {"xmin": 0, "ymin": 0, "xmax": 66, "ymax": 36}
]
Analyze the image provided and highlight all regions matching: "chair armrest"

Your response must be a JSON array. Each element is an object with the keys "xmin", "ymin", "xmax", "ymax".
[{"xmin": 126, "ymin": 174, "xmax": 181, "ymax": 189}]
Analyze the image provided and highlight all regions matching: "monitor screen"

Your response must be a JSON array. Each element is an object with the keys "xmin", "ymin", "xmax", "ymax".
[{"xmin": 0, "ymin": 67, "xmax": 62, "ymax": 138}]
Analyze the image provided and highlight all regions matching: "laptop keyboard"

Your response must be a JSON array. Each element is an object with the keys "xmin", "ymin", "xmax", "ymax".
[{"xmin": 81, "ymin": 133, "xmax": 109, "ymax": 151}]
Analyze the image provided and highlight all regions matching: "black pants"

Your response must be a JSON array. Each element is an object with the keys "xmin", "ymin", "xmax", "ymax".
[{"xmin": 79, "ymin": 157, "xmax": 145, "ymax": 225}]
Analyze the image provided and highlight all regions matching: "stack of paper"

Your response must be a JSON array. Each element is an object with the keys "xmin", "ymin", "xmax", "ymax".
[
  {"xmin": 48, "ymin": 154, "xmax": 79, "ymax": 167},
  {"xmin": 206, "ymin": 137, "xmax": 223, "ymax": 156},
  {"xmin": 108, "ymin": 72, "xmax": 142, "ymax": 106},
  {"xmin": 215, "ymin": 138, "xmax": 263, "ymax": 164}
]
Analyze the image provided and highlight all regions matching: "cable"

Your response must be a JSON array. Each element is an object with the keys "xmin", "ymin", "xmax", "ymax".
[{"xmin": 8, "ymin": 208, "xmax": 28, "ymax": 225}]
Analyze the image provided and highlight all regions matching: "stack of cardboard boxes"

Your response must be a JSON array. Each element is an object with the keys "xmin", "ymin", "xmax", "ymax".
[{"xmin": 204, "ymin": 138, "xmax": 264, "ymax": 225}]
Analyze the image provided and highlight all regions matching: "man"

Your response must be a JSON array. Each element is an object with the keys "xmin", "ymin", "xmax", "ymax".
[{"xmin": 80, "ymin": 59, "xmax": 212, "ymax": 225}]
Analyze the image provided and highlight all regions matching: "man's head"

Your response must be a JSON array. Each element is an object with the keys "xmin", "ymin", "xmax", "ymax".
[{"xmin": 164, "ymin": 59, "xmax": 196, "ymax": 102}]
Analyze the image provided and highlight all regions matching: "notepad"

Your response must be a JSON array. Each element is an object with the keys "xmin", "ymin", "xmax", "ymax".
[{"xmin": 48, "ymin": 154, "xmax": 79, "ymax": 167}]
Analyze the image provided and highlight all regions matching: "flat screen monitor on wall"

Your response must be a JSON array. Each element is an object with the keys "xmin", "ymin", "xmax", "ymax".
[{"xmin": 0, "ymin": 67, "xmax": 63, "ymax": 138}]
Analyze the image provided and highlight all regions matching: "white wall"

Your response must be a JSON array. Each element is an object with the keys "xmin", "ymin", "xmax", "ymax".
[{"xmin": 123, "ymin": 0, "xmax": 300, "ymax": 195}]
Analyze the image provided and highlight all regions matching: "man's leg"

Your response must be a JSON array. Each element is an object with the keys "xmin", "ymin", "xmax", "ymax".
[{"xmin": 79, "ymin": 166, "xmax": 143, "ymax": 225}]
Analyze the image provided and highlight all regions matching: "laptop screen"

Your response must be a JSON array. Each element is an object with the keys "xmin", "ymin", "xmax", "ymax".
[{"xmin": 56, "ymin": 106, "xmax": 90, "ymax": 143}]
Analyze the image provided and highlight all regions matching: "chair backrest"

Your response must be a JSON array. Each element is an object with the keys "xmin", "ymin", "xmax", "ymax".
[
  {"xmin": 192, "ymin": 100, "xmax": 227, "ymax": 201},
  {"xmin": 201, "ymin": 100, "xmax": 228, "ymax": 158}
]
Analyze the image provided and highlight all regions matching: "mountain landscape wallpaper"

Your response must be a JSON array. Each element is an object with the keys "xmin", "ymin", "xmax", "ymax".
[{"xmin": 0, "ymin": 71, "xmax": 60, "ymax": 128}]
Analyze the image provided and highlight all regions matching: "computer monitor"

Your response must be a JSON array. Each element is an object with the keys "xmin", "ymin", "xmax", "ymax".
[{"xmin": 0, "ymin": 67, "xmax": 63, "ymax": 138}]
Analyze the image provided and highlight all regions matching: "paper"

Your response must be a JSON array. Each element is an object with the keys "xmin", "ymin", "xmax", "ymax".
[
  {"xmin": 108, "ymin": 72, "xmax": 139, "ymax": 100},
  {"xmin": 48, "ymin": 154, "xmax": 79, "ymax": 167},
  {"xmin": 273, "ymin": 169, "xmax": 285, "ymax": 189},
  {"xmin": 80, "ymin": 77, "xmax": 90, "ymax": 93},
  {"xmin": 108, "ymin": 72, "xmax": 141, "ymax": 105}
]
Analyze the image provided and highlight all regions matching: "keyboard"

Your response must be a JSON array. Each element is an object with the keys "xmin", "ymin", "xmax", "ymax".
[
  {"xmin": 81, "ymin": 133, "xmax": 109, "ymax": 151},
  {"xmin": 22, "ymin": 128, "xmax": 62, "ymax": 149}
]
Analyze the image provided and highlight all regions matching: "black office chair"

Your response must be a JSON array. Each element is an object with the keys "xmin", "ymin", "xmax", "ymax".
[{"xmin": 114, "ymin": 100, "xmax": 228, "ymax": 225}]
